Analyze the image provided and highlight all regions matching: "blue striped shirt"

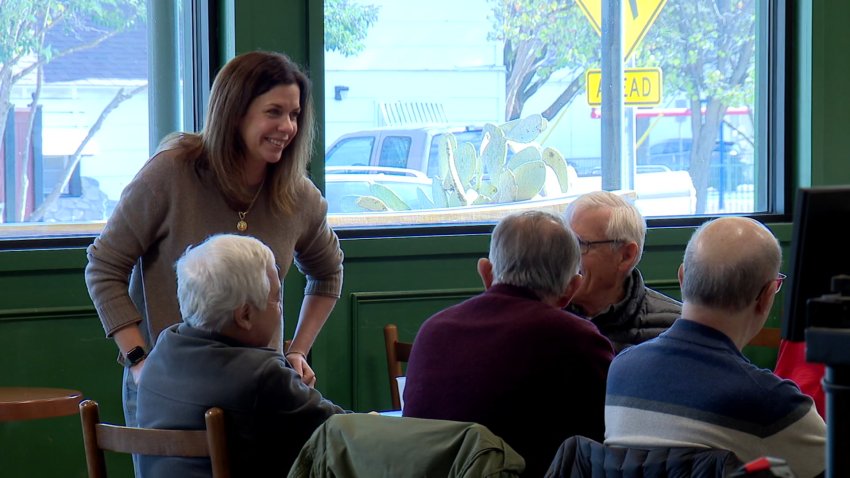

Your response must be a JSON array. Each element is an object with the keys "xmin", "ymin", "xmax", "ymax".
[{"xmin": 605, "ymin": 319, "xmax": 826, "ymax": 478}]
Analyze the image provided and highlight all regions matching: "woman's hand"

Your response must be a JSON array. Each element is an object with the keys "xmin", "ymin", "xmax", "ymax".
[
  {"xmin": 130, "ymin": 359, "xmax": 146, "ymax": 384},
  {"xmin": 286, "ymin": 351, "xmax": 317, "ymax": 388}
]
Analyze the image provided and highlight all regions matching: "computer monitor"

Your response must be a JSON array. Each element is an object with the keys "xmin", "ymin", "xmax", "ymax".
[{"xmin": 782, "ymin": 186, "xmax": 850, "ymax": 341}]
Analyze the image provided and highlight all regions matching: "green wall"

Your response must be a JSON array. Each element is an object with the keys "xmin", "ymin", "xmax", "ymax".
[{"xmin": 0, "ymin": 0, "xmax": 840, "ymax": 475}]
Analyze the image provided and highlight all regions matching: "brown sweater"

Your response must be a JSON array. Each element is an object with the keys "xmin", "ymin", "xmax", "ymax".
[{"xmin": 85, "ymin": 149, "xmax": 343, "ymax": 349}]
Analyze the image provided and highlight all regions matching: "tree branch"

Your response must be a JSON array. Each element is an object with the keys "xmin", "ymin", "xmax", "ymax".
[
  {"xmin": 26, "ymin": 83, "xmax": 148, "ymax": 222},
  {"xmin": 541, "ymin": 73, "xmax": 583, "ymax": 121}
]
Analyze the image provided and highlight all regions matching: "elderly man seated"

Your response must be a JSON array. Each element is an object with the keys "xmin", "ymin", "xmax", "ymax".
[
  {"xmin": 136, "ymin": 234, "xmax": 346, "ymax": 476},
  {"xmin": 604, "ymin": 217, "xmax": 826, "ymax": 478},
  {"xmin": 563, "ymin": 191, "xmax": 681, "ymax": 353},
  {"xmin": 403, "ymin": 210, "xmax": 614, "ymax": 477}
]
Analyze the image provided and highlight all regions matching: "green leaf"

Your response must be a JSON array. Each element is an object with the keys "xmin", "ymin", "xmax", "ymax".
[
  {"xmin": 369, "ymin": 183, "xmax": 411, "ymax": 211},
  {"xmin": 355, "ymin": 196, "xmax": 389, "ymax": 212},
  {"xmin": 511, "ymin": 161, "xmax": 545, "ymax": 201},
  {"xmin": 501, "ymin": 114, "xmax": 547, "ymax": 143},
  {"xmin": 506, "ymin": 144, "xmax": 541, "ymax": 170},
  {"xmin": 541, "ymin": 147, "xmax": 571, "ymax": 194}
]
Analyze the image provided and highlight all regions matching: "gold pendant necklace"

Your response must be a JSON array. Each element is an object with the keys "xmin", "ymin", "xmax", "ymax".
[{"xmin": 237, "ymin": 179, "xmax": 265, "ymax": 232}]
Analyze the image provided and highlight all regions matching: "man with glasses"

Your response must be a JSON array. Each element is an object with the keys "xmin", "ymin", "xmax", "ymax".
[
  {"xmin": 563, "ymin": 191, "xmax": 681, "ymax": 353},
  {"xmin": 604, "ymin": 217, "xmax": 825, "ymax": 478}
]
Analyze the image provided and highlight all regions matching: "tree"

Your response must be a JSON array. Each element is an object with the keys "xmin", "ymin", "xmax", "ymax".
[
  {"xmin": 640, "ymin": 0, "xmax": 755, "ymax": 213},
  {"xmin": 488, "ymin": 0, "xmax": 757, "ymax": 213},
  {"xmin": 0, "ymin": 0, "xmax": 145, "ymax": 222},
  {"xmin": 488, "ymin": 0, "xmax": 598, "ymax": 121},
  {"xmin": 324, "ymin": 0, "xmax": 380, "ymax": 57}
]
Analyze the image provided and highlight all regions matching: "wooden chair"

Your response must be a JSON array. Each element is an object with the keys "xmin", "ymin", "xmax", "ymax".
[
  {"xmin": 383, "ymin": 324, "xmax": 413, "ymax": 410},
  {"xmin": 747, "ymin": 326, "xmax": 781, "ymax": 348},
  {"xmin": 79, "ymin": 399, "xmax": 230, "ymax": 478}
]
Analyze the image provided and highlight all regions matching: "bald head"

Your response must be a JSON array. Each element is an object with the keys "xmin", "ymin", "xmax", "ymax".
[{"xmin": 681, "ymin": 217, "xmax": 781, "ymax": 312}]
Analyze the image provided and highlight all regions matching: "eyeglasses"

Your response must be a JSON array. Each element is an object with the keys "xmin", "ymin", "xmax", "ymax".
[
  {"xmin": 755, "ymin": 272, "xmax": 787, "ymax": 301},
  {"xmin": 774, "ymin": 272, "xmax": 787, "ymax": 293},
  {"xmin": 577, "ymin": 239, "xmax": 622, "ymax": 255}
]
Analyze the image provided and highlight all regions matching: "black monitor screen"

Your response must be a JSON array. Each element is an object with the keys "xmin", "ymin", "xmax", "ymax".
[{"xmin": 782, "ymin": 186, "xmax": 850, "ymax": 341}]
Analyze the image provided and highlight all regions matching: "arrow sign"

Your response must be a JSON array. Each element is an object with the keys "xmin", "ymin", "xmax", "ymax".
[{"xmin": 575, "ymin": 0, "xmax": 667, "ymax": 60}]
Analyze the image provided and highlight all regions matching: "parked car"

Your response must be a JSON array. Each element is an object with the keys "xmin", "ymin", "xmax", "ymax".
[
  {"xmin": 643, "ymin": 138, "xmax": 753, "ymax": 190},
  {"xmin": 325, "ymin": 166, "xmax": 434, "ymax": 213}
]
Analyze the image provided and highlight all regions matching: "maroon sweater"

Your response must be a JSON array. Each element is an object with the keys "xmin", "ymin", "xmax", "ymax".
[{"xmin": 403, "ymin": 284, "xmax": 614, "ymax": 477}]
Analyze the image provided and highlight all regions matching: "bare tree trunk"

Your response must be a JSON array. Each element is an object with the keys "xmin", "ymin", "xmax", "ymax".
[
  {"xmin": 18, "ymin": 63, "xmax": 43, "ymax": 221},
  {"xmin": 26, "ymin": 84, "xmax": 147, "ymax": 223},
  {"xmin": 504, "ymin": 39, "xmax": 542, "ymax": 121},
  {"xmin": 689, "ymin": 98, "xmax": 726, "ymax": 214},
  {"xmin": 0, "ymin": 66, "xmax": 14, "ymax": 159}
]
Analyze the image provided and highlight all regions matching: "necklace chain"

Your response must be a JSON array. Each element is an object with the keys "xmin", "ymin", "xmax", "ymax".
[{"xmin": 236, "ymin": 180, "xmax": 265, "ymax": 232}]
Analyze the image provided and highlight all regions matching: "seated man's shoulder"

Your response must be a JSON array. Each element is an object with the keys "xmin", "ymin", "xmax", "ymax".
[{"xmin": 644, "ymin": 286, "xmax": 683, "ymax": 309}]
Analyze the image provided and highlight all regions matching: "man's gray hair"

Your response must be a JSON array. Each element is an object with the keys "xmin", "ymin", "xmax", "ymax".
[
  {"xmin": 563, "ymin": 191, "xmax": 646, "ymax": 267},
  {"xmin": 681, "ymin": 218, "xmax": 782, "ymax": 311},
  {"xmin": 489, "ymin": 210, "xmax": 581, "ymax": 300},
  {"xmin": 175, "ymin": 234, "xmax": 276, "ymax": 333}
]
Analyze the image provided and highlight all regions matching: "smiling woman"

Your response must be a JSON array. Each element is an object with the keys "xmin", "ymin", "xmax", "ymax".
[{"xmin": 84, "ymin": 52, "xmax": 344, "ymax": 478}]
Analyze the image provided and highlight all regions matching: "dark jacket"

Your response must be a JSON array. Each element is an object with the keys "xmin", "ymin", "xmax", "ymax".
[
  {"xmin": 136, "ymin": 323, "xmax": 346, "ymax": 477},
  {"xmin": 544, "ymin": 435, "xmax": 743, "ymax": 478},
  {"xmin": 567, "ymin": 269, "xmax": 681, "ymax": 353}
]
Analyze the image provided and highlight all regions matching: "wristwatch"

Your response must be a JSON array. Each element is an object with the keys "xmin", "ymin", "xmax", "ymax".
[{"xmin": 119, "ymin": 345, "xmax": 147, "ymax": 368}]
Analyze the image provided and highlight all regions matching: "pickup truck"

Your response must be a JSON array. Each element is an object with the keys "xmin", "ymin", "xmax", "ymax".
[{"xmin": 325, "ymin": 124, "xmax": 485, "ymax": 180}]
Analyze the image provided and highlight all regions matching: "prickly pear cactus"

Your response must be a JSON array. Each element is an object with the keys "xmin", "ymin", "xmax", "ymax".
[
  {"xmin": 347, "ymin": 114, "xmax": 571, "ymax": 211},
  {"xmin": 433, "ymin": 113, "xmax": 569, "ymax": 205}
]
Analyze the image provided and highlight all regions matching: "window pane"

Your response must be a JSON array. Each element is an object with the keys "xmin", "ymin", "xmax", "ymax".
[
  {"xmin": 0, "ymin": 1, "xmax": 174, "ymax": 238},
  {"xmin": 324, "ymin": 0, "xmax": 769, "ymax": 228}
]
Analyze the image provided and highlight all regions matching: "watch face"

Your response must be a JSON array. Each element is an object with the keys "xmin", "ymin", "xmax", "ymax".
[{"xmin": 126, "ymin": 346, "xmax": 146, "ymax": 364}]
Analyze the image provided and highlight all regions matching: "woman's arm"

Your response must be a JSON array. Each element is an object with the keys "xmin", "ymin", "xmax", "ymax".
[{"xmin": 286, "ymin": 294, "xmax": 338, "ymax": 387}]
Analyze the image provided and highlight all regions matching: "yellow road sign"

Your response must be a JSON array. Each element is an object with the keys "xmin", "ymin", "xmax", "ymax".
[
  {"xmin": 575, "ymin": 0, "xmax": 667, "ymax": 60},
  {"xmin": 586, "ymin": 68, "xmax": 662, "ymax": 106}
]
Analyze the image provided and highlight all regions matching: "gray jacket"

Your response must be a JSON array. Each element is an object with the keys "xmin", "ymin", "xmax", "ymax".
[{"xmin": 567, "ymin": 269, "xmax": 681, "ymax": 353}]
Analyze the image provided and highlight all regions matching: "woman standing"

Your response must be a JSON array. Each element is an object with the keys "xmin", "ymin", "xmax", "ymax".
[{"xmin": 85, "ymin": 51, "xmax": 343, "ymax": 430}]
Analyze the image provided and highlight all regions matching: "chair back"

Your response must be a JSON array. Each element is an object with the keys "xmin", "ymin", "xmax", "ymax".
[
  {"xmin": 79, "ymin": 399, "xmax": 230, "ymax": 478},
  {"xmin": 746, "ymin": 326, "xmax": 781, "ymax": 348},
  {"xmin": 384, "ymin": 323, "xmax": 413, "ymax": 410},
  {"xmin": 545, "ymin": 435, "xmax": 743, "ymax": 478}
]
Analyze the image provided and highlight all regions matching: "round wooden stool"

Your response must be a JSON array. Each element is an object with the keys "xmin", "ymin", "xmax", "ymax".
[{"xmin": 0, "ymin": 387, "xmax": 83, "ymax": 422}]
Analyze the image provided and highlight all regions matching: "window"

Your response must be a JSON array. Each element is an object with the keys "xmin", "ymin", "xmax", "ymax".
[
  {"xmin": 327, "ymin": 136, "xmax": 376, "ymax": 167},
  {"xmin": 323, "ymin": 0, "xmax": 780, "ymax": 228},
  {"xmin": 0, "ymin": 1, "xmax": 189, "ymax": 239},
  {"xmin": 378, "ymin": 136, "xmax": 412, "ymax": 169}
]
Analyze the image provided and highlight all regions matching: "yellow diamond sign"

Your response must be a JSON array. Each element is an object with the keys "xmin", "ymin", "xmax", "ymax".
[{"xmin": 575, "ymin": 0, "xmax": 667, "ymax": 60}]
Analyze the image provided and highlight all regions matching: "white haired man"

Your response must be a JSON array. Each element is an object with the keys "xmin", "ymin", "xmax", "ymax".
[
  {"xmin": 605, "ymin": 217, "xmax": 826, "ymax": 478},
  {"xmin": 136, "ymin": 234, "xmax": 346, "ymax": 476},
  {"xmin": 563, "ymin": 190, "xmax": 681, "ymax": 353}
]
